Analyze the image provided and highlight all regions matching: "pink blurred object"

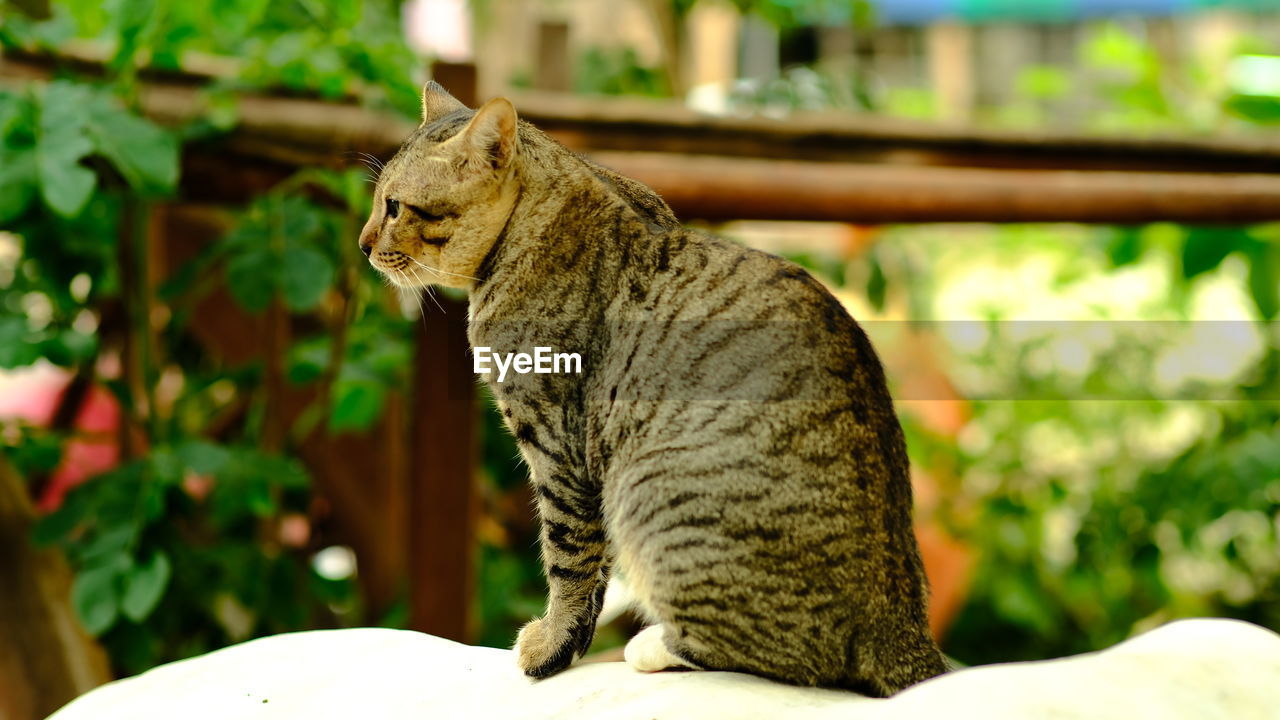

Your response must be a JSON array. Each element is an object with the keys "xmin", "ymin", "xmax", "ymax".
[{"xmin": 0, "ymin": 363, "xmax": 123, "ymax": 512}]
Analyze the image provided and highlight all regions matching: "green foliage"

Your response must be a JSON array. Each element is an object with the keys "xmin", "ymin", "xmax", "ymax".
[
  {"xmin": 719, "ymin": 0, "xmax": 878, "ymax": 29},
  {"xmin": 222, "ymin": 194, "xmax": 336, "ymax": 313},
  {"xmin": 288, "ymin": 303, "xmax": 412, "ymax": 434},
  {"xmin": 0, "ymin": 81, "xmax": 178, "ymax": 221},
  {"xmin": 787, "ymin": 25, "xmax": 1280, "ymax": 660},
  {"xmin": 1, "ymin": 0, "xmax": 422, "ymax": 116},
  {"xmin": 1225, "ymin": 94, "xmax": 1280, "ymax": 124},
  {"xmin": 33, "ymin": 445, "xmax": 340, "ymax": 673},
  {"xmin": 863, "ymin": 220, "xmax": 1280, "ymax": 664},
  {"xmin": 576, "ymin": 47, "xmax": 669, "ymax": 98},
  {"xmin": 0, "ymin": 1, "xmax": 422, "ymax": 677},
  {"xmin": 1017, "ymin": 67, "xmax": 1069, "ymax": 101}
]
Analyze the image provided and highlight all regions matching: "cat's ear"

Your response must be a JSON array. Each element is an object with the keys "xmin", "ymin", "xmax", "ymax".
[
  {"xmin": 460, "ymin": 97, "xmax": 518, "ymax": 171},
  {"xmin": 421, "ymin": 81, "xmax": 467, "ymax": 125}
]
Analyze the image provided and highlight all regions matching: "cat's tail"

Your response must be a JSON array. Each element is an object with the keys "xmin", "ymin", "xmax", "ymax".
[{"xmin": 842, "ymin": 625, "xmax": 951, "ymax": 697}]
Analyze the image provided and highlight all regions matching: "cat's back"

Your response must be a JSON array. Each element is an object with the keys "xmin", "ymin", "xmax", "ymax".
[
  {"xmin": 596, "ymin": 225, "xmax": 905, "ymax": 540},
  {"xmin": 606, "ymin": 228, "xmax": 892, "ymax": 410}
]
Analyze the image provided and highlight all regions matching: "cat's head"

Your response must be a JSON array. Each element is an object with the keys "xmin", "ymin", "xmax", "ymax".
[{"xmin": 358, "ymin": 82, "xmax": 520, "ymax": 289}]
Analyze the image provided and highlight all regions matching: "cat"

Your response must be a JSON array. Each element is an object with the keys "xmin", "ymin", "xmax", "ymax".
[{"xmin": 358, "ymin": 82, "xmax": 948, "ymax": 697}]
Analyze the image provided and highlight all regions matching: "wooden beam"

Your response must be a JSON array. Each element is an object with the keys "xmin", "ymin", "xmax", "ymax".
[
  {"xmin": 7, "ymin": 49, "xmax": 1279, "ymax": 224},
  {"xmin": 5, "ymin": 49, "xmax": 1280, "ymax": 176},
  {"xmin": 511, "ymin": 91, "xmax": 1280, "ymax": 174},
  {"xmin": 591, "ymin": 152, "xmax": 1280, "ymax": 224}
]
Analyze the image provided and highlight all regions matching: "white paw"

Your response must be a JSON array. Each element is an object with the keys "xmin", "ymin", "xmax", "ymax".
[{"xmin": 624, "ymin": 624, "xmax": 694, "ymax": 673}]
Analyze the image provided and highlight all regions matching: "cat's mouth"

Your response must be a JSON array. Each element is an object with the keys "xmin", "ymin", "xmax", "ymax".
[{"xmin": 371, "ymin": 251, "xmax": 433, "ymax": 288}]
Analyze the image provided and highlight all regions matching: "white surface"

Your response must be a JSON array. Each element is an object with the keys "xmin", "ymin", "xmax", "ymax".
[{"xmin": 49, "ymin": 618, "xmax": 1280, "ymax": 720}]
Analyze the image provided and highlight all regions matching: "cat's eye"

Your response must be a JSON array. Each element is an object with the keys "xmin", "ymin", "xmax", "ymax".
[{"xmin": 385, "ymin": 197, "xmax": 400, "ymax": 219}]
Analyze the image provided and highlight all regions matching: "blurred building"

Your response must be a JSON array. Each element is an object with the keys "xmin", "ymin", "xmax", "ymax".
[{"xmin": 438, "ymin": 0, "xmax": 1280, "ymax": 123}]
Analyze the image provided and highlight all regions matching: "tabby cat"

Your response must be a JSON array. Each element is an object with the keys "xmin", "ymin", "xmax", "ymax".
[{"xmin": 358, "ymin": 82, "xmax": 948, "ymax": 697}]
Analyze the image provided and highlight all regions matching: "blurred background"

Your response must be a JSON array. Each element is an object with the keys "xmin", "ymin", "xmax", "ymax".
[{"xmin": 1, "ymin": 0, "xmax": 1278, "ymax": 717}]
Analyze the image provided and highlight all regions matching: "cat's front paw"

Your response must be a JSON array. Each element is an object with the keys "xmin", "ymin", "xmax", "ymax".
[{"xmin": 514, "ymin": 617, "xmax": 579, "ymax": 679}]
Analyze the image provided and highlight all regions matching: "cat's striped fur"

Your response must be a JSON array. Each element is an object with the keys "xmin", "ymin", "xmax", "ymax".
[{"xmin": 358, "ymin": 83, "xmax": 948, "ymax": 697}]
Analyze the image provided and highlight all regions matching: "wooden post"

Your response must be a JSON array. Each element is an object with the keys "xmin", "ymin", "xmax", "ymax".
[
  {"xmin": 408, "ymin": 297, "xmax": 477, "ymax": 642},
  {"xmin": 927, "ymin": 21, "xmax": 974, "ymax": 123},
  {"xmin": 431, "ymin": 62, "xmax": 478, "ymax": 107},
  {"xmin": 0, "ymin": 458, "xmax": 111, "ymax": 720},
  {"xmin": 687, "ymin": 0, "xmax": 739, "ymax": 94},
  {"xmin": 534, "ymin": 21, "xmax": 572, "ymax": 93}
]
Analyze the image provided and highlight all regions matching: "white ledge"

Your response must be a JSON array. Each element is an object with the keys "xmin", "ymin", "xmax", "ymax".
[{"xmin": 50, "ymin": 618, "xmax": 1280, "ymax": 720}]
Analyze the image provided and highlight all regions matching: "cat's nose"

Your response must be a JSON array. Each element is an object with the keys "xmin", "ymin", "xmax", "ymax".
[{"xmin": 357, "ymin": 218, "xmax": 378, "ymax": 258}]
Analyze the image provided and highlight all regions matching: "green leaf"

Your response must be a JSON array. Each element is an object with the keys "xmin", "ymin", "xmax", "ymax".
[
  {"xmin": 0, "ymin": 91, "xmax": 26, "ymax": 138},
  {"xmin": 1105, "ymin": 227, "xmax": 1143, "ymax": 267},
  {"xmin": 287, "ymin": 337, "xmax": 330, "ymax": 383},
  {"xmin": 38, "ymin": 134, "xmax": 96, "ymax": 217},
  {"xmin": 8, "ymin": 430, "xmax": 64, "ymax": 476},
  {"xmin": 1246, "ymin": 240, "xmax": 1280, "ymax": 320},
  {"xmin": 326, "ymin": 0, "xmax": 361, "ymax": 28},
  {"xmin": 1082, "ymin": 23, "xmax": 1150, "ymax": 74},
  {"xmin": 866, "ymin": 254, "xmax": 887, "ymax": 313},
  {"xmin": 1225, "ymin": 94, "xmax": 1280, "ymax": 125},
  {"xmin": 222, "ymin": 216, "xmax": 270, "ymax": 251},
  {"xmin": 0, "ymin": 146, "xmax": 37, "ymax": 223},
  {"xmin": 85, "ymin": 97, "xmax": 179, "ymax": 193},
  {"xmin": 245, "ymin": 478, "xmax": 277, "ymax": 516},
  {"xmin": 80, "ymin": 525, "xmax": 137, "ymax": 565},
  {"xmin": 71, "ymin": 559, "xmax": 125, "ymax": 635},
  {"xmin": 254, "ymin": 453, "xmax": 310, "ymax": 490},
  {"xmin": 1, "ymin": 9, "xmax": 78, "ymax": 50},
  {"xmin": 280, "ymin": 245, "xmax": 334, "ymax": 311},
  {"xmin": 37, "ymin": 82, "xmax": 96, "ymax": 218},
  {"xmin": 208, "ymin": 0, "xmax": 270, "ymax": 44},
  {"xmin": 329, "ymin": 380, "xmax": 386, "ymax": 432},
  {"xmin": 146, "ymin": 447, "xmax": 182, "ymax": 485},
  {"xmin": 107, "ymin": 0, "xmax": 159, "ymax": 72},
  {"xmin": 32, "ymin": 485, "xmax": 92, "ymax": 545},
  {"xmin": 176, "ymin": 440, "xmax": 232, "ymax": 476},
  {"xmin": 276, "ymin": 195, "xmax": 323, "ymax": 240},
  {"xmin": 225, "ymin": 248, "xmax": 276, "ymax": 312},
  {"xmin": 1181, "ymin": 227, "xmax": 1241, "ymax": 280},
  {"xmin": 1017, "ymin": 66, "xmax": 1069, "ymax": 100},
  {"xmin": 121, "ymin": 551, "xmax": 171, "ymax": 622},
  {"xmin": 40, "ymin": 330, "xmax": 98, "ymax": 367},
  {"xmin": 0, "ymin": 317, "xmax": 39, "ymax": 368}
]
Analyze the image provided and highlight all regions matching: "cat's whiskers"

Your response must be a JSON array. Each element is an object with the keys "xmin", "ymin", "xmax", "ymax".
[
  {"xmin": 348, "ymin": 151, "xmax": 386, "ymax": 186},
  {"xmin": 356, "ymin": 151, "xmax": 385, "ymax": 171},
  {"xmin": 406, "ymin": 255, "xmax": 478, "ymax": 283},
  {"xmin": 423, "ymin": 285, "xmax": 447, "ymax": 315},
  {"xmin": 392, "ymin": 268, "xmax": 428, "ymax": 319},
  {"xmin": 406, "ymin": 264, "xmax": 446, "ymax": 314}
]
